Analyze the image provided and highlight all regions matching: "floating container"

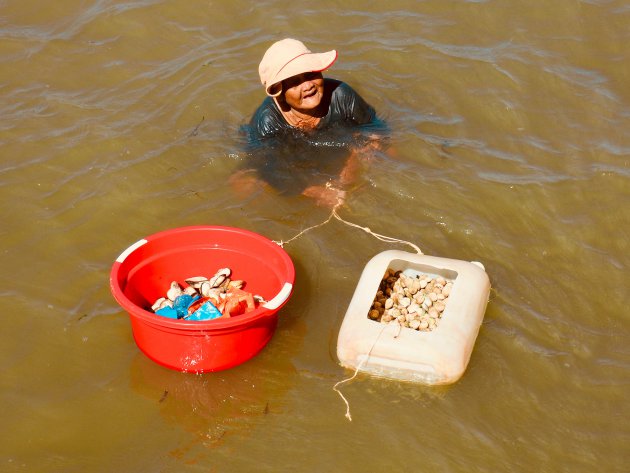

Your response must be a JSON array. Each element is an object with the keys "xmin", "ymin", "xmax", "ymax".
[
  {"xmin": 110, "ymin": 225, "xmax": 295, "ymax": 373},
  {"xmin": 337, "ymin": 250, "xmax": 490, "ymax": 385}
]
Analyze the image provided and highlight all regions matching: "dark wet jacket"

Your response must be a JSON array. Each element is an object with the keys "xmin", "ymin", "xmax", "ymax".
[{"xmin": 241, "ymin": 79, "xmax": 386, "ymax": 195}]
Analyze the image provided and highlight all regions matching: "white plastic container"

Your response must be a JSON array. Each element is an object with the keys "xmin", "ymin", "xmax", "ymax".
[{"xmin": 336, "ymin": 250, "xmax": 491, "ymax": 385}]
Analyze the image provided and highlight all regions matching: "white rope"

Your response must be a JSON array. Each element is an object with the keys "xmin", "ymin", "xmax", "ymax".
[
  {"xmin": 273, "ymin": 193, "xmax": 421, "ymax": 421},
  {"xmin": 331, "ymin": 208, "xmax": 423, "ymax": 254},
  {"xmin": 274, "ymin": 195, "xmax": 423, "ymax": 255},
  {"xmin": 332, "ymin": 358, "xmax": 366, "ymax": 422},
  {"xmin": 273, "ymin": 210, "xmax": 336, "ymax": 248},
  {"xmin": 332, "ymin": 321, "xmax": 399, "ymax": 421}
]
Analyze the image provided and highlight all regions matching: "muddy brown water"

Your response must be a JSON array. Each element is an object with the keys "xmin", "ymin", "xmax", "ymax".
[{"xmin": 1, "ymin": 1, "xmax": 628, "ymax": 471}]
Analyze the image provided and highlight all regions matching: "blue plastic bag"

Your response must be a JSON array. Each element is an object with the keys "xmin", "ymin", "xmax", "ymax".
[
  {"xmin": 186, "ymin": 300, "xmax": 223, "ymax": 321},
  {"xmin": 156, "ymin": 295, "xmax": 200, "ymax": 319},
  {"xmin": 173, "ymin": 294, "xmax": 195, "ymax": 318},
  {"xmin": 155, "ymin": 306, "xmax": 178, "ymax": 319}
]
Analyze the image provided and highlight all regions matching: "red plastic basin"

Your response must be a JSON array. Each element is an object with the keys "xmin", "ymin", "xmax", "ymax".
[{"xmin": 109, "ymin": 225, "xmax": 295, "ymax": 373}]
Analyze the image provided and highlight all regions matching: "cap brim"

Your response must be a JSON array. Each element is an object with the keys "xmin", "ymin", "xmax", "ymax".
[{"xmin": 266, "ymin": 50, "xmax": 337, "ymax": 96}]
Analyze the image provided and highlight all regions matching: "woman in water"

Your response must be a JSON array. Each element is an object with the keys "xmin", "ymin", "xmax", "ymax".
[{"xmin": 233, "ymin": 38, "xmax": 386, "ymax": 208}]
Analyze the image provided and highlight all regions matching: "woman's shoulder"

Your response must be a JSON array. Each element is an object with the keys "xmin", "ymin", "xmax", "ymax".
[
  {"xmin": 252, "ymin": 96, "xmax": 278, "ymax": 121},
  {"xmin": 324, "ymin": 78, "xmax": 376, "ymax": 125},
  {"xmin": 249, "ymin": 97, "xmax": 286, "ymax": 139},
  {"xmin": 325, "ymin": 78, "xmax": 357, "ymax": 98}
]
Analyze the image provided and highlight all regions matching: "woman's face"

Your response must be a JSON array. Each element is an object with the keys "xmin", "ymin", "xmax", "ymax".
[{"xmin": 281, "ymin": 72, "xmax": 324, "ymax": 112}]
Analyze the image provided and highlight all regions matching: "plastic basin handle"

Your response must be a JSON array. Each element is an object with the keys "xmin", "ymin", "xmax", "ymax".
[
  {"xmin": 263, "ymin": 283, "xmax": 293, "ymax": 310},
  {"xmin": 116, "ymin": 239, "xmax": 148, "ymax": 263}
]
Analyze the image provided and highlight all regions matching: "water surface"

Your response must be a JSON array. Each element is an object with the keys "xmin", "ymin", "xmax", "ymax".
[{"xmin": 1, "ymin": 1, "xmax": 628, "ymax": 471}]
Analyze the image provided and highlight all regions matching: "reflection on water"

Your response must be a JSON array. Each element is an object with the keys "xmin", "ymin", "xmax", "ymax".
[
  {"xmin": 1, "ymin": 0, "xmax": 628, "ymax": 472},
  {"xmin": 129, "ymin": 348, "xmax": 295, "ymax": 445}
]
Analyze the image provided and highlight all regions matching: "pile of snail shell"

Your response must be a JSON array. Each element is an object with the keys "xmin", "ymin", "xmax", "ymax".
[
  {"xmin": 150, "ymin": 267, "xmax": 265, "ymax": 313},
  {"xmin": 368, "ymin": 269, "xmax": 453, "ymax": 332}
]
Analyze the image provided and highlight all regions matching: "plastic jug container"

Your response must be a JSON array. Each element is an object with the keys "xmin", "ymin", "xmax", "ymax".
[{"xmin": 337, "ymin": 250, "xmax": 491, "ymax": 385}]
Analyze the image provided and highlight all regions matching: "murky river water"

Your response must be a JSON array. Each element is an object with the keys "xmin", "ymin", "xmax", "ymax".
[{"xmin": 1, "ymin": 1, "xmax": 629, "ymax": 471}]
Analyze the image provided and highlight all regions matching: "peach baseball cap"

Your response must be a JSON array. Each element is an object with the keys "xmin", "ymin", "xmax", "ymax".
[{"xmin": 258, "ymin": 38, "xmax": 337, "ymax": 97}]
